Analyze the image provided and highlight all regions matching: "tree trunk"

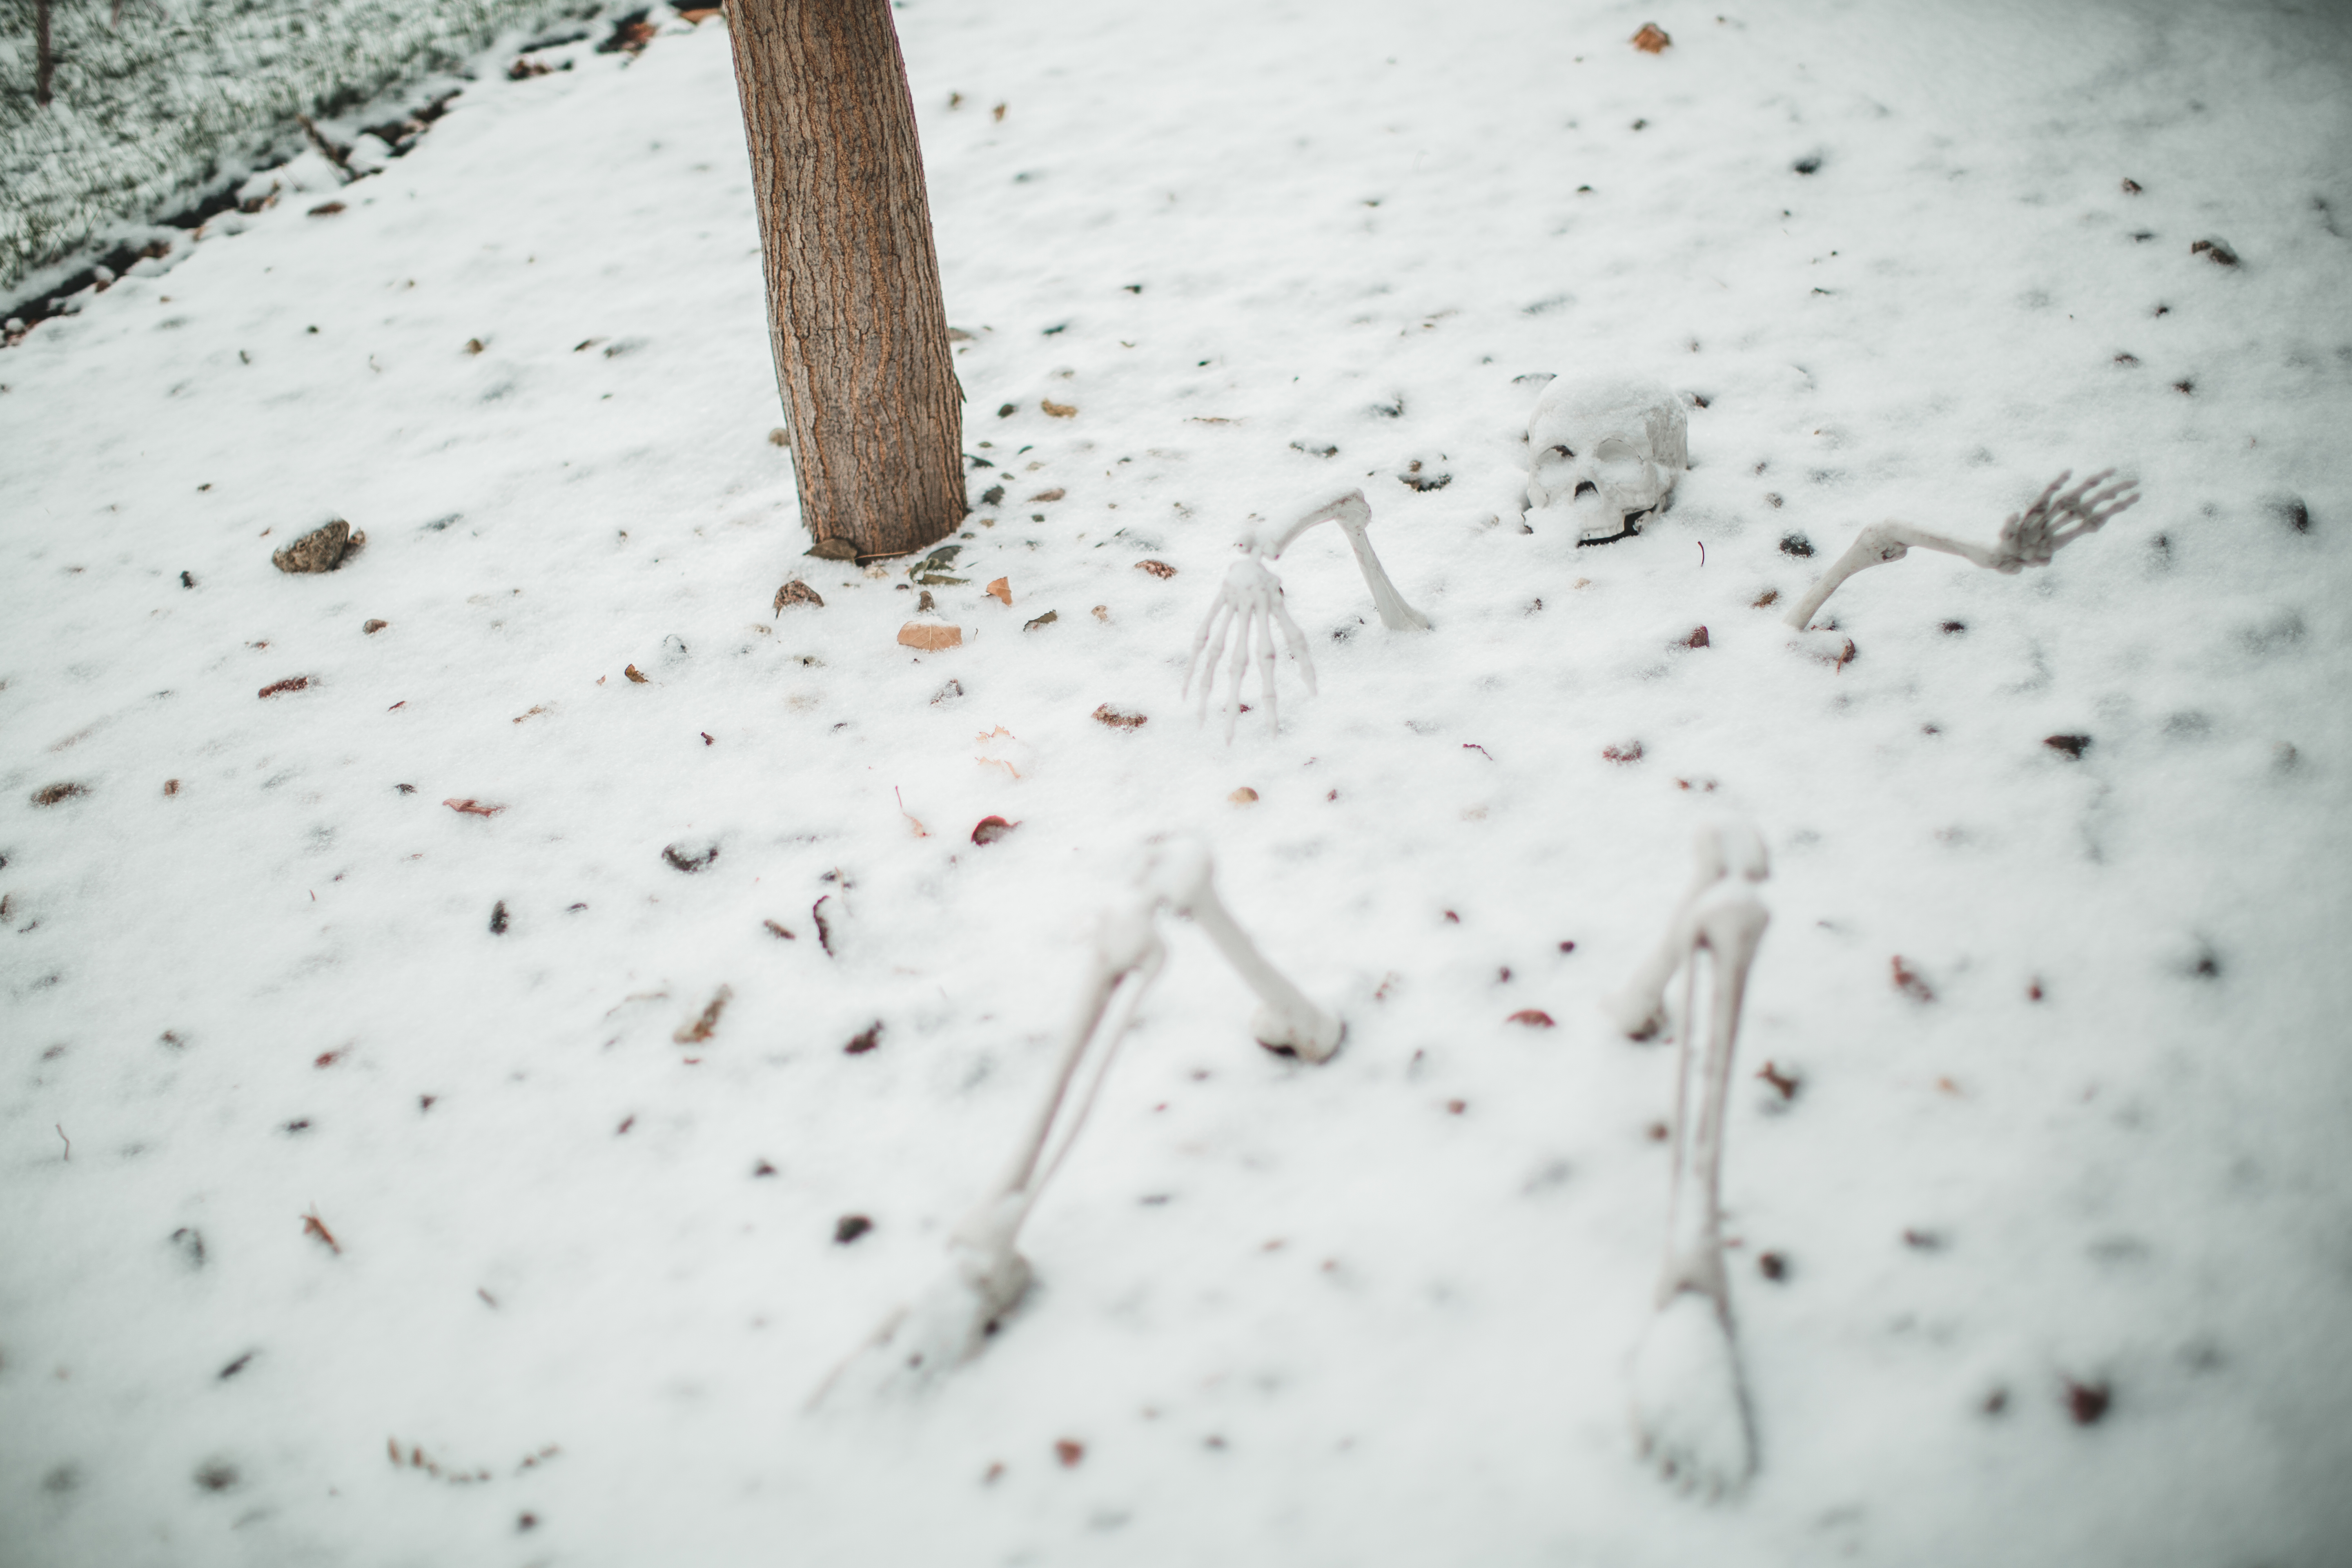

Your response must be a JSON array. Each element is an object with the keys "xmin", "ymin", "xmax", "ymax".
[{"xmin": 726, "ymin": 0, "xmax": 965, "ymax": 562}]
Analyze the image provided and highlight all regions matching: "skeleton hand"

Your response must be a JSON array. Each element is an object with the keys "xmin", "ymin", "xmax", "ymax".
[
  {"xmin": 1185, "ymin": 557, "xmax": 1316, "ymax": 742},
  {"xmin": 1989, "ymin": 468, "xmax": 2140, "ymax": 572}
]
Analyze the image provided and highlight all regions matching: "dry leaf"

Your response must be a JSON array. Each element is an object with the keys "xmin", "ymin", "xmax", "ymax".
[
  {"xmin": 896, "ymin": 786, "xmax": 930, "ymax": 837},
  {"xmin": 308, "ymin": 200, "xmax": 347, "ymax": 217},
  {"xmin": 1029, "ymin": 488, "xmax": 1066, "ymax": 502},
  {"xmin": 763, "ymin": 919, "xmax": 795, "ymax": 940},
  {"xmin": 363, "ymin": 618, "xmax": 389, "ymax": 633},
  {"xmin": 258, "ymin": 676, "xmax": 310, "ymax": 698},
  {"xmin": 773, "ymin": 580, "xmax": 824, "ymax": 613},
  {"xmin": 1891, "ymin": 956, "xmax": 1936, "ymax": 1002},
  {"xmin": 986, "ymin": 577, "xmax": 1012, "ymax": 605},
  {"xmin": 971, "ymin": 815, "xmax": 1019, "ymax": 845},
  {"xmin": 1040, "ymin": 399, "xmax": 1078, "ymax": 419},
  {"xmin": 1507, "ymin": 1009, "xmax": 1557, "ymax": 1028},
  {"xmin": 1024, "ymin": 610, "xmax": 1058, "ymax": 631},
  {"xmin": 1092, "ymin": 704, "xmax": 1147, "ymax": 729},
  {"xmin": 1681, "ymin": 626, "xmax": 1710, "ymax": 648},
  {"xmin": 1055, "ymin": 1439, "xmax": 1085, "ymax": 1468},
  {"xmin": 464, "ymin": 338, "xmax": 485, "ymax": 355},
  {"xmin": 1135, "ymin": 559, "xmax": 1177, "ymax": 579},
  {"xmin": 624, "ymin": 664, "xmax": 649, "ymax": 683},
  {"xmin": 898, "ymin": 622, "xmax": 964, "ymax": 651},
  {"xmin": 1755, "ymin": 1061, "xmax": 1800, "ymax": 1100},
  {"xmin": 1631, "ymin": 21, "xmax": 1670, "ymax": 51},
  {"xmin": 272, "ymin": 519, "xmax": 350, "ymax": 574},
  {"xmin": 1091, "ymin": 605, "xmax": 1110, "ymax": 621},
  {"xmin": 1602, "ymin": 740, "xmax": 1644, "ymax": 764},
  {"xmin": 674, "ymin": 986, "xmax": 733, "ymax": 1045},
  {"xmin": 1229, "ymin": 787, "xmax": 1259, "ymax": 804},
  {"xmin": 32, "ymin": 782, "xmax": 88, "ymax": 806},
  {"xmin": 443, "ymin": 798, "xmax": 506, "ymax": 817},
  {"xmin": 843, "ymin": 1021, "xmax": 882, "ymax": 1054},
  {"xmin": 302, "ymin": 1210, "xmax": 343, "ymax": 1255}
]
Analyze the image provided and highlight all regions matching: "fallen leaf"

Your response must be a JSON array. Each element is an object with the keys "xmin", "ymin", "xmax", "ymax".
[
  {"xmin": 443, "ymin": 798, "xmax": 506, "ymax": 817},
  {"xmin": 308, "ymin": 200, "xmax": 347, "ymax": 217},
  {"xmin": 899, "ymin": 622, "xmax": 964, "ymax": 651},
  {"xmin": 1092, "ymin": 704, "xmax": 1147, "ymax": 729},
  {"xmin": 1024, "ymin": 610, "xmax": 1058, "ymax": 631},
  {"xmin": 302, "ymin": 1210, "xmax": 342, "ymax": 1255},
  {"xmin": 624, "ymin": 664, "xmax": 649, "ymax": 683},
  {"xmin": 488, "ymin": 900, "xmax": 509, "ymax": 935},
  {"xmin": 835, "ymin": 1214, "xmax": 873, "ymax": 1244},
  {"xmin": 1041, "ymin": 399, "xmax": 1078, "ymax": 419},
  {"xmin": 674, "ymin": 986, "xmax": 733, "ymax": 1044},
  {"xmin": 31, "ymin": 782, "xmax": 88, "ymax": 806},
  {"xmin": 1507, "ymin": 1009, "xmax": 1557, "ymax": 1028},
  {"xmin": 2064, "ymin": 1378, "xmax": 2112, "ymax": 1425},
  {"xmin": 2189, "ymin": 237, "xmax": 2240, "ymax": 267},
  {"xmin": 971, "ymin": 815, "xmax": 1019, "ymax": 845},
  {"xmin": 1091, "ymin": 604, "xmax": 1110, "ymax": 621},
  {"xmin": 1135, "ymin": 559, "xmax": 1177, "ymax": 579},
  {"xmin": 843, "ymin": 1021, "xmax": 882, "ymax": 1055},
  {"xmin": 1891, "ymin": 956, "xmax": 1936, "ymax": 1002},
  {"xmin": 807, "ymin": 537, "xmax": 859, "ymax": 561},
  {"xmin": 1631, "ymin": 21, "xmax": 1670, "ymax": 51},
  {"xmin": 1602, "ymin": 740, "xmax": 1644, "ymax": 764},
  {"xmin": 272, "ymin": 519, "xmax": 351, "ymax": 574},
  {"xmin": 896, "ymin": 786, "xmax": 930, "ymax": 837},
  {"xmin": 813, "ymin": 895, "xmax": 837, "ymax": 955},
  {"xmin": 2045, "ymin": 733, "xmax": 2090, "ymax": 759},
  {"xmin": 1029, "ymin": 488, "xmax": 1066, "ymax": 503},
  {"xmin": 1055, "ymin": 1439, "xmax": 1084, "ymax": 1468},
  {"xmin": 1756, "ymin": 1061, "xmax": 1800, "ymax": 1100},
  {"xmin": 774, "ymin": 580, "xmax": 824, "ymax": 613},
  {"xmin": 763, "ymin": 919, "xmax": 795, "ymax": 940},
  {"xmin": 986, "ymin": 577, "xmax": 1012, "ymax": 605},
  {"xmin": 662, "ymin": 841, "xmax": 718, "ymax": 873},
  {"xmin": 1681, "ymin": 626, "xmax": 1711, "ymax": 648},
  {"xmin": 258, "ymin": 676, "xmax": 310, "ymax": 698},
  {"xmin": 1229, "ymin": 787, "xmax": 1258, "ymax": 804},
  {"xmin": 163, "ymin": 779, "xmax": 180, "ymax": 796},
  {"xmin": 464, "ymin": 338, "xmax": 485, "ymax": 355}
]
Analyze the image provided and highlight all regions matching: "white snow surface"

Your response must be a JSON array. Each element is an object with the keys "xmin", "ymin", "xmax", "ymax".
[{"xmin": 4, "ymin": 2, "xmax": 2352, "ymax": 1564}]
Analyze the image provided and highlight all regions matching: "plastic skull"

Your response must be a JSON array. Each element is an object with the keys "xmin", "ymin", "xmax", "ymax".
[{"xmin": 1525, "ymin": 374, "xmax": 1689, "ymax": 541}]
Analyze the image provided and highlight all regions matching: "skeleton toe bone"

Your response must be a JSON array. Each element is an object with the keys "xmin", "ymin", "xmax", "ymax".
[
  {"xmin": 811, "ymin": 838, "xmax": 1341, "ymax": 1406},
  {"xmin": 1784, "ymin": 468, "xmax": 2140, "ymax": 629}
]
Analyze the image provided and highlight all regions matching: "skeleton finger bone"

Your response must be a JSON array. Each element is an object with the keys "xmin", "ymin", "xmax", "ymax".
[
  {"xmin": 1189, "ymin": 558, "xmax": 1314, "ymax": 740},
  {"xmin": 1784, "ymin": 468, "xmax": 2139, "ymax": 629}
]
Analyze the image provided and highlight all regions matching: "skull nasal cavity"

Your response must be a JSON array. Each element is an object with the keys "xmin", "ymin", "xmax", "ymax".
[{"xmin": 1573, "ymin": 479, "xmax": 1599, "ymax": 499}]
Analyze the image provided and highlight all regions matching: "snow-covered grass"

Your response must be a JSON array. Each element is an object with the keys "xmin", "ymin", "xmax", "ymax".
[{"xmin": 3, "ymin": 2, "xmax": 2350, "ymax": 1563}]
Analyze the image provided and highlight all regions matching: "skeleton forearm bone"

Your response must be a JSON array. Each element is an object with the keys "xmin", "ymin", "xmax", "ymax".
[
  {"xmin": 1146, "ymin": 836, "xmax": 1345, "ymax": 1062},
  {"xmin": 1252, "ymin": 489, "xmax": 1432, "ymax": 632},
  {"xmin": 1784, "ymin": 469, "xmax": 2140, "ymax": 630}
]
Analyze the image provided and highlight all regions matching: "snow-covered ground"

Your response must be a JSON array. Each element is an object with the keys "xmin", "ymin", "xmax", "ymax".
[{"xmin": 4, "ymin": 2, "xmax": 2351, "ymax": 1563}]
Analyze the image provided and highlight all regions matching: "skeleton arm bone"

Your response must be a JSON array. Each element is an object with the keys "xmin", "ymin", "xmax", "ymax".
[
  {"xmin": 1250, "ymin": 489, "xmax": 1432, "ymax": 632},
  {"xmin": 1784, "ymin": 470, "xmax": 2140, "ymax": 630}
]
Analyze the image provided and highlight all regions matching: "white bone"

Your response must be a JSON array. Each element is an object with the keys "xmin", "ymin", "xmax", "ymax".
[
  {"xmin": 810, "ymin": 838, "xmax": 1341, "ymax": 1406},
  {"xmin": 1187, "ymin": 489, "xmax": 1427, "ymax": 739},
  {"xmin": 1524, "ymin": 375, "xmax": 1688, "ymax": 541},
  {"xmin": 1784, "ymin": 468, "xmax": 2140, "ymax": 630},
  {"xmin": 1604, "ymin": 820, "xmax": 1767, "ymax": 1041},
  {"xmin": 1611, "ymin": 823, "xmax": 1771, "ymax": 1495}
]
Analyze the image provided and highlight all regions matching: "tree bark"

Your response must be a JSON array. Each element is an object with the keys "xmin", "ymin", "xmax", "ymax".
[{"xmin": 726, "ymin": 0, "xmax": 964, "ymax": 562}]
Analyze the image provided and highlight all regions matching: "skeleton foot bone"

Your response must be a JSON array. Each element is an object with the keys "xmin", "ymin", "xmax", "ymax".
[
  {"xmin": 1784, "ymin": 468, "xmax": 2140, "ymax": 630},
  {"xmin": 810, "ymin": 838, "xmax": 1340, "ymax": 1407},
  {"xmin": 1610, "ymin": 821, "xmax": 1771, "ymax": 1494},
  {"xmin": 1186, "ymin": 490, "xmax": 1428, "ymax": 739}
]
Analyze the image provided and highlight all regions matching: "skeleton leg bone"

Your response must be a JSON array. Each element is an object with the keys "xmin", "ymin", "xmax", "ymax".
[
  {"xmin": 1629, "ymin": 877, "xmax": 1771, "ymax": 1496},
  {"xmin": 1604, "ymin": 820, "xmax": 1768, "ymax": 1041},
  {"xmin": 811, "ymin": 839, "xmax": 1341, "ymax": 1406}
]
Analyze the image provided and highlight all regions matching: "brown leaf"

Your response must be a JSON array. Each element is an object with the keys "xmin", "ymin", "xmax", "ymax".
[
  {"xmin": 1135, "ymin": 559, "xmax": 1177, "ymax": 579},
  {"xmin": 1891, "ymin": 956, "xmax": 1935, "ymax": 1002},
  {"xmin": 1029, "ymin": 487, "xmax": 1066, "ymax": 502},
  {"xmin": 763, "ymin": 919, "xmax": 795, "ymax": 940},
  {"xmin": 834, "ymin": 1214, "xmax": 873, "ymax": 1244},
  {"xmin": 674, "ymin": 986, "xmax": 732, "ymax": 1044},
  {"xmin": 1054, "ymin": 1439, "xmax": 1084, "ymax": 1468},
  {"xmin": 1023, "ymin": 610, "xmax": 1058, "ymax": 631},
  {"xmin": 1756, "ymin": 1061, "xmax": 1800, "ymax": 1100},
  {"xmin": 898, "ymin": 621, "xmax": 964, "ymax": 650},
  {"xmin": 302, "ymin": 1210, "xmax": 343, "ymax": 1255},
  {"xmin": 1040, "ymin": 399, "xmax": 1078, "ymax": 419},
  {"xmin": 806, "ymin": 537, "xmax": 859, "ymax": 561},
  {"xmin": 2189, "ymin": 236, "xmax": 2239, "ymax": 267},
  {"xmin": 308, "ymin": 200, "xmax": 347, "ymax": 217},
  {"xmin": 443, "ymin": 798, "xmax": 506, "ymax": 817},
  {"xmin": 2045, "ymin": 733, "xmax": 2090, "ymax": 759},
  {"xmin": 2064, "ymin": 1378, "xmax": 2112, "ymax": 1425},
  {"xmin": 773, "ymin": 580, "xmax": 824, "ymax": 613},
  {"xmin": 1681, "ymin": 626, "xmax": 1710, "ymax": 648},
  {"xmin": 272, "ymin": 519, "xmax": 350, "ymax": 574},
  {"xmin": 1506, "ymin": 1009, "xmax": 1556, "ymax": 1028},
  {"xmin": 1229, "ymin": 787, "xmax": 1258, "ymax": 804},
  {"xmin": 1602, "ymin": 740, "xmax": 1644, "ymax": 764},
  {"xmin": 662, "ymin": 842, "xmax": 717, "ymax": 873},
  {"xmin": 1092, "ymin": 704, "xmax": 1147, "ymax": 729},
  {"xmin": 31, "ymin": 782, "xmax": 88, "ymax": 806},
  {"xmin": 843, "ymin": 1021, "xmax": 882, "ymax": 1055},
  {"xmin": 986, "ymin": 577, "xmax": 1012, "ymax": 606},
  {"xmin": 464, "ymin": 338, "xmax": 485, "ymax": 355},
  {"xmin": 1091, "ymin": 605, "xmax": 1110, "ymax": 621},
  {"xmin": 163, "ymin": 779, "xmax": 180, "ymax": 796},
  {"xmin": 971, "ymin": 815, "xmax": 1019, "ymax": 845},
  {"xmin": 624, "ymin": 664, "xmax": 650, "ymax": 683},
  {"xmin": 1631, "ymin": 21, "xmax": 1671, "ymax": 51},
  {"xmin": 258, "ymin": 676, "xmax": 310, "ymax": 698},
  {"xmin": 812, "ymin": 894, "xmax": 837, "ymax": 955},
  {"xmin": 363, "ymin": 618, "xmax": 388, "ymax": 633}
]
